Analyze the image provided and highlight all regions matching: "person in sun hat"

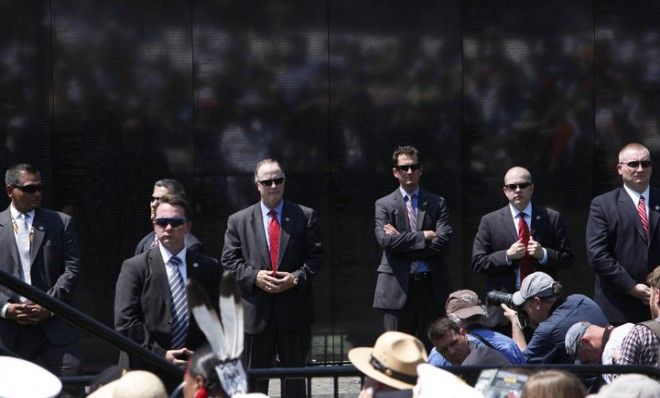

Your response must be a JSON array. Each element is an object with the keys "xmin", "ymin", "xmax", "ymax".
[
  {"xmin": 428, "ymin": 289, "xmax": 525, "ymax": 367},
  {"xmin": 501, "ymin": 271, "xmax": 608, "ymax": 364},
  {"xmin": 348, "ymin": 331, "xmax": 427, "ymax": 397},
  {"xmin": 0, "ymin": 355, "xmax": 62, "ymax": 398},
  {"xmin": 87, "ymin": 369, "xmax": 167, "ymax": 398}
]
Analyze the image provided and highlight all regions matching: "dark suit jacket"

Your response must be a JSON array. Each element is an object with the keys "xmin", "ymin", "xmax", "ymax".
[
  {"xmin": 114, "ymin": 247, "xmax": 220, "ymax": 369},
  {"xmin": 221, "ymin": 201, "xmax": 324, "ymax": 334},
  {"xmin": 472, "ymin": 204, "xmax": 574, "ymax": 293},
  {"xmin": 0, "ymin": 206, "xmax": 81, "ymax": 349},
  {"xmin": 586, "ymin": 186, "xmax": 660, "ymax": 323},
  {"xmin": 373, "ymin": 188, "xmax": 452, "ymax": 310},
  {"xmin": 134, "ymin": 231, "xmax": 204, "ymax": 256}
]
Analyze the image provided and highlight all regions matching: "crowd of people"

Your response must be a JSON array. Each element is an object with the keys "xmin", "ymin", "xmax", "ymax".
[{"xmin": 2, "ymin": 141, "xmax": 660, "ymax": 397}]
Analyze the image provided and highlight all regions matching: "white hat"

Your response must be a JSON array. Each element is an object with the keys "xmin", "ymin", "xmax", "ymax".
[
  {"xmin": 87, "ymin": 370, "xmax": 167, "ymax": 398},
  {"xmin": 0, "ymin": 356, "xmax": 62, "ymax": 398},
  {"xmin": 413, "ymin": 364, "xmax": 484, "ymax": 398}
]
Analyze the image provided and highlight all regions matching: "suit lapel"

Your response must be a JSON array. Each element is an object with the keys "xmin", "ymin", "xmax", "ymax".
[
  {"xmin": 416, "ymin": 190, "xmax": 428, "ymax": 230},
  {"xmin": 279, "ymin": 202, "xmax": 292, "ymax": 265},
  {"xmin": 649, "ymin": 188, "xmax": 660, "ymax": 240},
  {"xmin": 30, "ymin": 209, "xmax": 46, "ymax": 265},
  {"xmin": 0, "ymin": 208, "xmax": 21, "ymax": 277},
  {"xmin": 499, "ymin": 206, "xmax": 519, "ymax": 242},
  {"xmin": 249, "ymin": 204, "xmax": 270, "ymax": 270},
  {"xmin": 148, "ymin": 249, "xmax": 172, "ymax": 317}
]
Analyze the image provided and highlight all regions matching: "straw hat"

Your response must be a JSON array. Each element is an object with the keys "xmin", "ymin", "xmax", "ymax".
[
  {"xmin": 413, "ymin": 363, "xmax": 484, "ymax": 398},
  {"xmin": 87, "ymin": 370, "xmax": 167, "ymax": 398},
  {"xmin": 348, "ymin": 331, "xmax": 427, "ymax": 390}
]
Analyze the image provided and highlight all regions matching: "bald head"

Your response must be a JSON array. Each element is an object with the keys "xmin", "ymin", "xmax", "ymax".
[
  {"xmin": 503, "ymin": 167, "xmax": 534, "ymax": 211},
  {"xmin": 617, "ymin": 143, "xmax": 652, "ymax": 193}
]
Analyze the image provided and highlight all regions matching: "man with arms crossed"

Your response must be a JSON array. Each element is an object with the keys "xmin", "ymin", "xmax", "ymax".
[
  {"xmin": 587, "ymin": 142, "xmax": 660, "ymax": 324},
  {"xmin": 221, "ymin": 159, "xmax": 324, "ymax": 397},
  {"xmin": 374, "ymin": 145, "xmax": 453, "ymax": 349}
]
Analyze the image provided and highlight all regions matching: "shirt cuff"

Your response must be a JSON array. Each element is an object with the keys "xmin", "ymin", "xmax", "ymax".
[
  {"xmin": 539, "ymin": 248, "xmax": 548, "ymax": 265},
  {"xmin": 1, "ymin": 303, "xmax": 9, "ymax": 318}
]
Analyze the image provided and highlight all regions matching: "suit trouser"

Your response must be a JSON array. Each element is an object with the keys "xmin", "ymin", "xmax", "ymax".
[
  {"xmin": 383, "ymin": 277, "xmax": 438, "ymax": 351},
  {"xmin": 244, "ymin": 319, "xmax": 311, "ymax": 397}
]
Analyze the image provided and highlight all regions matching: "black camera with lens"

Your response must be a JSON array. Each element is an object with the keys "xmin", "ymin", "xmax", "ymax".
[{"xmin": 486, "ymin": 290, "xmax": 531, "ymax": 329}]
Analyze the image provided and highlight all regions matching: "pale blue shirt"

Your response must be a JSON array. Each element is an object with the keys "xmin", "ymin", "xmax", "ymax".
[{"xmin": 159, "ymin": 245, "xmax": 188, "ymax": 282}]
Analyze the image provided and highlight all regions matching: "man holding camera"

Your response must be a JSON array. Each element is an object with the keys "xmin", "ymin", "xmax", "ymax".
[
  {"xmin": 502, "ymin": 272, "xmax": 608, "ymax": 363},
  {"xmin": 472, "ymin": 166, "xmax": 574, "ymax": 327}
]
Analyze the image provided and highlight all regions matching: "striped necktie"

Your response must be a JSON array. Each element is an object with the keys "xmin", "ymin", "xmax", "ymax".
[
  {"xmin": 406, "ymin": 194, "xmax": 421, "ymax": 273},
  {"xmin": 638, "ymin": 195, "xmax": 649, "ymax": 238},
  {"xmin": 168, "ymin": 256, "xmax": 188, "ymax": 349}
]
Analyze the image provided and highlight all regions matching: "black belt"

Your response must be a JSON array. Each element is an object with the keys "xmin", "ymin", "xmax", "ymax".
[{"xmin": 409, "ymin": 272, "xmax": 431, "ymax": 281}]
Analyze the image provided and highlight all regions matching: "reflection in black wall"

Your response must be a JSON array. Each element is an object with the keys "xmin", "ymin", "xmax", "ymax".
[{"xmin": 0, "ymin": 0, "xmax": 658, "ymax": 370}]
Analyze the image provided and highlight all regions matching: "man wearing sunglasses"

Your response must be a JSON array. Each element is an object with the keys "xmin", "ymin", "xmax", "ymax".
[
  {"xmin": 373, "ymin": 145, "xmax": 453, "ymax": 350},
  {"xmin": 134, "ymin": 179, "xmax": 203, "ymax": 255},
  {"xmin": 114, "ymin": 195, "xmax": 220, "ymax": 390},
  {"xmin": 221, "ymin": 159, "xmax": 324, "ymax": 397},
  {"xmin": 587, "ymin": 142, "xmax": 660, "ymax": 324},
  {"xmin": 0, "ymin": 163, "xmax": 81, "ymax": 378},
  {"xmin": 472, "ymin": 166, "xmax": 574, "ymax": 328}
]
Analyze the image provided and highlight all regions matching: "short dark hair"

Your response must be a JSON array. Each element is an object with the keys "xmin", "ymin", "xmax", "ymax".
[
  {"xmin": 154, "ymin": 179, "xmax": 186, "ymax": 197},
  {"xmin": 5, "ymin": 163, "xmax": 40, "ymax": 186},
  {"xmin": 392, "ymin": 146, "xmax": 422, "ymax": 167},
  {"xmin": 427, "ymin": 317, "xmax": 461, "ymax": 341},
  {"xmin": 153, "ymin": 194, "xmax": 191, "ymax": 220}
]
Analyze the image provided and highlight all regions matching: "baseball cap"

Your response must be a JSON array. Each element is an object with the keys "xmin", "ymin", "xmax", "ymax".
[
  {"xmin": 565, "ymin": 321, "xmax": 591, "ymax": 362},
  {"xmin": 446, "ymin": 290, "xmax": 487, "ymax": 319},
  {"xmin": 512, "ymin": 272, "xmax": 556, "ymax": 306}
]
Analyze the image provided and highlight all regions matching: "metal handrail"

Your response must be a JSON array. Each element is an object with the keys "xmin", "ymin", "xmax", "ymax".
[{"xmin": 0, "ymin": 269, "xmax": 183, "ymax": 380}]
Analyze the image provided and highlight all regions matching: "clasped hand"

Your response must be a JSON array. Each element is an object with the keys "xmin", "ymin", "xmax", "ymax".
[
  {"xmin": 507, "ymin": 237, "xmax": 543, "ymax": 260},
  {"xmin": 256, "ymin": 270, "xmax": 295, "ymax": 293},
  {"xmin": 7, "ymin": 301, "xmax": 52, "ymax": 325}
]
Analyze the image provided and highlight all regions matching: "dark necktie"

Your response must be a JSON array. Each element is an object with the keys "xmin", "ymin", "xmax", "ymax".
[
  {"xmin": 268, "ymin": 210, "xmax": 280, "ymax": 273},
  {"xmin": 168, "ymin": 256, "xmax": 188, "ymax": 349},
  {"xmin": 517, "ymin": 213, "xmax": 534, "ymax": 281},
  {"xmin": 406, "ymin": 195, "xmax": 421, "ymax": 273}
]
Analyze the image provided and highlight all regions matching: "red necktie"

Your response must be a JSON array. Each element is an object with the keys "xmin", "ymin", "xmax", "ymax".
[
  {"xmin": 268, "ymin": 210, "xmax": 280, "ymax": 273},
  {"xmin": 638, "ymin": 195, "xmax": 649, "ymax": 237},
  {"xmin": 517, "ymin": 213, "xmax": 534, "ymax": 281}
]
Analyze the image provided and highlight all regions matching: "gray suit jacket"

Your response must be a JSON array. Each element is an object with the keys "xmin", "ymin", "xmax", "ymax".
[
  {"xmin": 0, "ymin": 206, "xmax": 81, "ymax": 348},
  {"xmin": 221, "ymin": 201, "xmax": 324, "ymax": 334},
  {"xmin": 472, "ymin": 204, "xmax": 574, "ymax": 293},
  {"xmin": 373, "ymin": 188, "xmax": 452, "ymax": 310},
  {"xmin": 586, "ymin": 186, "xmax": 660, "ymax": 323}
]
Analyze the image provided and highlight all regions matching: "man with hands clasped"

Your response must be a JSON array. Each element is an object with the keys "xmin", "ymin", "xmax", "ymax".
[{"xmin": 221, "ymin": 159, "xmax": 324, "ymax": 397}]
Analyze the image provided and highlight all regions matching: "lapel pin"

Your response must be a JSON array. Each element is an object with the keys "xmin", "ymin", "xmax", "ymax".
[
  {"xmin": 285, "ymin": 217, "xmax": 290, "ymax": 222},
  {"xmin": 193, "ymin": 263, "xmax": 199, "ymax": 268},
  {"xmin": 655, "ymin": 205, "xmax": 659, "ymax": 211},
  {"xmin": 535, "ymin": 215, "xmax": 540, "ymax": 220},
  {"xmin": 38, "ymin": 226, "xmax": 44, "ymax": 231}
]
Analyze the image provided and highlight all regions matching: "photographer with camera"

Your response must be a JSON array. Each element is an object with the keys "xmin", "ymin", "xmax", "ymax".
[{"xmin": 501, "ymin": 272, "xmax": 608, "ymax": 363}]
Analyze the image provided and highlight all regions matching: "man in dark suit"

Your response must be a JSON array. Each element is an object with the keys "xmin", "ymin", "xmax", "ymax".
[
  {"xmin": 134, "ymin": 179, "xmax": 203, "ymax": 255},
  {"xmin": 0, "ymin": 163, "xmax": 81, "ymax": 377},
  {"xmin": 586, "ymin": 142, "xmax": 660, "ymax": 324},
  {"xmin": 374, "ymin": 145, "xmax": 452, "ymax": 350},
  {"xmin": 221, "ymin": 159, "xmax": 324, "ymax": 397},
  {"xmin": 472, "ymin": 166, "xmax": 574, "ymax": 295},
  {"xmin": 115, "ymin": 194, "xmax": 219, "ymax": 388}
]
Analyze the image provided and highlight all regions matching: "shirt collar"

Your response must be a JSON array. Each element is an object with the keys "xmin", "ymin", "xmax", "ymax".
[
  {"xmin": 623, "ymin": 184, "xmax": 650, "ymax": 204},
  {"xmin": 260, "ymin": 200, "xmax": 284, "ymax": 218},
  {"xmin": 399, "ymin": 186, "xmax": 420, "ymax": 200},
  {"xmin": 159, "ymin": 244, "xmax": 187, "ymax": 266},
  {"xmin": 509, "ymin": 202, "xmax": 532, "ymax": 218},
  {"xmin": 9, "ymin": 204, "xmax": 35, "ymax": 221}
]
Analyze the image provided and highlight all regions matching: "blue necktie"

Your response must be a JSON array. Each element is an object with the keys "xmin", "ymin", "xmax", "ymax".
[{"xmin": 168, "ymin": 256, "xmax": 188, "ymax": 349}]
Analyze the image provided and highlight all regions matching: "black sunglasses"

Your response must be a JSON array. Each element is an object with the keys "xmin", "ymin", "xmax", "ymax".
[
  {"xmin": 154, "ymin": 217, "xmax": 186, "ymax": 228},
  {"xmin": 13, "ymin": 184, "xmax": 43, "ymax": 194},
  {"xmin": 620, "ymin": 160, "xmax": 652, "ymax": 169},
  {"xmin": 504, "ymin": 182, "xmax": 533, "ymax": 190},
  {"xmin": 257, "ymin": 178, "xmax": 285, "ymax": 187},
  {"xmin": 394, "ymin": 164, "xmax": 422, "ymax": 172},
  {"xmin": 150, "ymin": 196, "xmax": 163, "ymax": 202}
]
